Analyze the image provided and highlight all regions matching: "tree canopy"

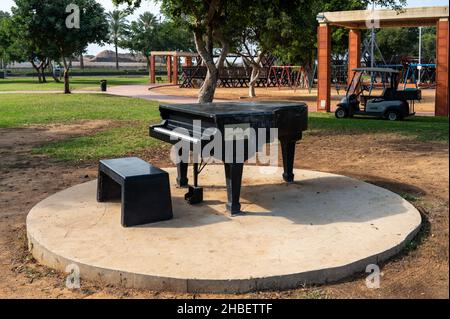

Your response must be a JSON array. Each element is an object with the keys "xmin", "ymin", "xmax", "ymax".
[
  {"xmin": 120, "ymin": 11, "xmax": 194, "ymax": 64},
  {"xmin": 107, "ymin": 10, "xmax": 130, "ymax": 70},
  {"xmin": 113, "ymin": 0, "xmax": 407, "ymax": 102},
  {"xmin": 12, "ymin": 0, "xmax": 109, "ymax": 92},
  {"xmin": 0, "ymin": 11, "xmax": 11, "ymax": 64},
  {"xmin": 375, "ymin": 27, "xmax": 436, "ymax": 63}
]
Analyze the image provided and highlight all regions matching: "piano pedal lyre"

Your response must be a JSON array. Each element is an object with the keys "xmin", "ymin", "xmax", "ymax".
[
  {"xmin": 184, "ymin": 163, "xmax": 204, "ymax": 205},
  {"xmin": 185, "ymin": 186, "xmax": 203, "ymax": 205}
]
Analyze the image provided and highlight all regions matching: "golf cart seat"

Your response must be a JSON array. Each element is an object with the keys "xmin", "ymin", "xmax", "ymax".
[{"xmin": 383, "ymin": 87, "xmax": 397, "ymax": 100}]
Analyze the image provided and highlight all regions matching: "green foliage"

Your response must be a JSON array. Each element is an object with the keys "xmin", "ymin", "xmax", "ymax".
[
  {"xmin": 106, "ymin": 10, "xmax": 130, "ymax": 69},
  {"xmin": 375, "ymin": 27, "xmax": 436, "ymax": 63},
  {"xmin": 149, "ymin": 0, "xmax": 406, "ymax": 68},
  {"xmin": 272, "ymin": 0, "xmax": 406, "ymax": 65},
  {"xmin": 107, "ymin": 10, "xmax": 130, "ymax": 48},
  {"xmin": 0, "ymin": 11, "xmax": 27, "ymax": 64},
  {"xmin": 13, "ymin": 0, "xmax": 109, "ymax": 59},
  {"xmin": 230, "ymin": 2, "xmax": 299, "ymax": 58},
  {"xmin": 0, "ymin": 11, "xmax": 10, "ymax": 60},
  {"xmin": 120, "ymin": 12, "xmax": 194, "ymax": 60},
  {"xmin": 11, "ymin": 0, "xmax": 109, "ymax": 90},
  {"xmin": 0, "ymin": 11, "xmax": 10, "ymax": 20}
]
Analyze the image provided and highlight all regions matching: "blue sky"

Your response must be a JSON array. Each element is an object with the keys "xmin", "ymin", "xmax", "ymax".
[
  {"xmin": 401, "ymin": 0, "xmax": 448, "ymax": 7},
  {"xmin": 0, "ymin": 0, "xmax": 448, "ymax": 55}
]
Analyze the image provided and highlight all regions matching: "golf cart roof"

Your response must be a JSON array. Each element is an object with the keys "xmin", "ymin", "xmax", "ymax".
[{"xmin": 352, "ymin": 67, "xmax": 400, "ymax": 74}]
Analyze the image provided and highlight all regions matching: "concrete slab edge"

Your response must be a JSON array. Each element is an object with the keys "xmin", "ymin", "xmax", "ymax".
[{"xmin": 26, "ymin": 216, "xmax": 422, "ymax": 294}]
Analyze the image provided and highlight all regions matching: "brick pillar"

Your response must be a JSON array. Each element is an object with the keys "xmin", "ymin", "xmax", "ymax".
[
  {"xmin": 348, "ymin": 29, "xmax": 361, "ymax": 86},
  {"xmin": 173, "ymin": 56, "xmax": 179, "ymax": 85},
  {"xmin": 317, "ymin": 23, "xmax": 331, "ymax": 112},
  {"xmin": 150, "ymin": 55, "xmax": 156, "ymax": 84},
  {"xmin": 167, "ymin": 56, "xmax": 172, "ymax": 83},
  {"xmin": 436, "ymin": 19, "xmax": 449, "ymax": 117}
]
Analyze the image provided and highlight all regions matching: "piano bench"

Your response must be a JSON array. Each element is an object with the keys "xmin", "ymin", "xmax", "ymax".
[{"xmin": 97, "ymin": 157, "xmax": 173, "ymax": 227}]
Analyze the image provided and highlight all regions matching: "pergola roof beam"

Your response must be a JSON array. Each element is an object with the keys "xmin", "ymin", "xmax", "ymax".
[
  {"xmin": 317, "ymin": 6, "xmax": 449, "ymax": 29},
  {"xmin": 150, "ymin": 51, "xmax": 199, "ymax": 57}
]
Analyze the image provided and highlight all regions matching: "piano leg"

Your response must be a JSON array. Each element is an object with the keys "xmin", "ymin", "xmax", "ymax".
[
  {"xmin": 176, "ymin": 162, "xmax": 189, "ymax": 187},
  {"xmin": 280, "ymin": 138, "xmax": 296, "ymax": 183},
  {"xmin": 224, "ymin": 163, "xmax": 244, "ymax": 215}
]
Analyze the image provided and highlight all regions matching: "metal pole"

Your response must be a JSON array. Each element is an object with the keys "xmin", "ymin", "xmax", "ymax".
[
  {"xmin": 418, "ymin": 26, "xmax": 422, "ymax": 84},
  {"xmin": 371, "ymin": 1, "xmax": 375, "ymax": 68}
]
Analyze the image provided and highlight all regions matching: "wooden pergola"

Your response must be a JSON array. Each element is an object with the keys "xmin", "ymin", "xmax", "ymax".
[
  {"xmin": 316, "ymin": 6, "xmax": 449, "ymax": 116},
  {"xmin": 149, "ymin": 51, "xmax": 200, "ymax": 85}
]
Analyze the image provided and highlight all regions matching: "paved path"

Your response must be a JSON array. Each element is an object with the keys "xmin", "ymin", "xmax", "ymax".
[
  {"xmin": 107, "ymin": 84, "xmax": 229, "ymax": 103},
  {"xmin": 0, "ymin": 85, "xmax": 226, "ymax": 104}
]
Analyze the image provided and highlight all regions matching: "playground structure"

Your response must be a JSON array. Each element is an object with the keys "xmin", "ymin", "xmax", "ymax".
[
  {"xmin": 149, "ymin": 51, "xmax": 319, "ymax": 91},
  {"xmin": 178, "ymin": 54, "xmax": 278, "ymax": 89},
  {"xmin": 267, "ymin": 65, "xmax": 315, "ymax": 90},
  {"xmin": 397, "ymin": 58, "xmax": 437, "ymax": 89},
  {"xmin": 317, "ymin": 6, "xmax": 449, "ymax": 117},
  {"xmin": 179, "ymin": 65, "xmax": 271, "ymax": 88}
]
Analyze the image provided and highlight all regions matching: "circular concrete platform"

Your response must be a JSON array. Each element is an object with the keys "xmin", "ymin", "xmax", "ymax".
[{"xmin": 27, "ymin": 166, "xmax": 421, "ymax": 293}]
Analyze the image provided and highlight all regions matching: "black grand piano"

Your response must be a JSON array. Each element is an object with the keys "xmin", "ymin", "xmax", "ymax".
[{"xmin": 150, "ymin": 102, "xmax": 308, "ymax": 215}]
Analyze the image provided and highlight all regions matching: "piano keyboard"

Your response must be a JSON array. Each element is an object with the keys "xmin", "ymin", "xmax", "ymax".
[{"xmin": 153, "ymin": 127, "xmax": 200, "ymax": 143}]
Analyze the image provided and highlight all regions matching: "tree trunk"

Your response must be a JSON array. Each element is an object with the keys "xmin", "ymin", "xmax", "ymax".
[
  {"xmin": 64, "ymin": 69, "xmax": 70, "ymax": 94},
  {"xmin": 40, "ymin": 59, "xmax": 49, "ymax": 83},
  {"xmin": 49, "ymin": 62, "xmax": 61, "ymax": 83},
  {"xmin": 61, "ymin": 56, "xmax": 71, "ymax": 94},
  {"xmin": 31, "ymin": 62, "xmax": 42, "ymax": 83},
  {"xmin": 41, "ymin": 68, "xmax": 47, "ymax": 83},
  {"xmin": 79, "ymin": 54, "xmax": 84, "ymax": 70},
  {"xmin": 115, "ymin": 43, "xmax": 119, "ymax": 70},
  {"xmin": 193, "ymin": 30, "xmax": 229, "ymax": 103},
  {"xmin": 199, "ymin": 67, "xmax": 218, "ymax": 103},
  {"xmin": 248, "ymin": 66, "xmax": 260, "ymax": 98}
]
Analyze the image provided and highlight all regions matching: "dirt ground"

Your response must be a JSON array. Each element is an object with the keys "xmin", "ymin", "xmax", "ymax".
[
  {"xmin": 152, "ymin": 86, "xmax": 437, "ymax": 114},
  {"xmin": 0, "ymin": 121, "xmax": 448, "ymax": 299}
]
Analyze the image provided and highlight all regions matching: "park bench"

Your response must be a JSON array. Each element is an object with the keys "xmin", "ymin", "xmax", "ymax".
[{"xmin": 97, "ymin": 157, "xmax": 173, "ymax": 227}]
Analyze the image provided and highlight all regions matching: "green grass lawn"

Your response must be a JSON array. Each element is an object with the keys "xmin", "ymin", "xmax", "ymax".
[
  {"xmin": 0, "ymin": 93, "xmax": 163, "ymax": 160},
  {"xmin": 0, "ymin": 93, "xmax": 447, "ymax": 161},
  {"xmin": 308, "ymin": 112, "xmax": 449, "ymax": 142},
  {"xmin": 37, "ymin": 123, "xmax": 164, "ymax": 161},
  {"xmin": 0, "ymin": 93, "xmax": 160, "ymax": 127},
  {"xmin": 0, "ymin": 76, "xmax": 150, "ymax": 92}
]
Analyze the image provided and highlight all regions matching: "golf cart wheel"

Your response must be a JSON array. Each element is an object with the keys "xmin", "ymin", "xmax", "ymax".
[
  {"xmin": 335, "ymin": 107, "xmax": 347, "ymax": 119},
  {"xmin": 386, "ymin": 110, "xmax": 400, "ymax": 121}
]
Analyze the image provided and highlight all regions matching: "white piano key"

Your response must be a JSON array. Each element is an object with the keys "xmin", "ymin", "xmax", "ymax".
[{"xmin": 154, "ymin": 127, "xmax": 200, "ymax": 143}]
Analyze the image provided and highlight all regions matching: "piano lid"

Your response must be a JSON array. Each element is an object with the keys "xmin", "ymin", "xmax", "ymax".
[{"xmin": 159, "ymin": 101, "xmax": 308, "ymax": 119}]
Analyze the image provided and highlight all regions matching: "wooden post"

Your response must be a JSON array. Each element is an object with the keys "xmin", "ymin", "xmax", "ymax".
[
  {"xmin": 436, "ymin": 18, "xmax": 449, "ymax": 117},
  {"xmin": 317, "ymin": 23, "xmax": 331, "ymax": 112},
  {"xmin": 348, "ymin": 29, "xmax": 361, "ymax": 86},
  {"xmin": 167, "ymin": 56, "xmax": 172, "ymax": 83},
  {"xmin": 185, "ymin": 57, "xmax": 193, "ymax": 67},
  {"xmin": 150, "ymin": 55, "xmax": 156, "ymax": 84},
  {"xmin": 173, "ymin": 56, "xmax": 179, "ymax": 85}
]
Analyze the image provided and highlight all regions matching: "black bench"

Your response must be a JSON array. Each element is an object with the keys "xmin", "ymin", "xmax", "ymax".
[{"xmin": 97, "ymin": 157, "xmax": 173, "ymax": 227}]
